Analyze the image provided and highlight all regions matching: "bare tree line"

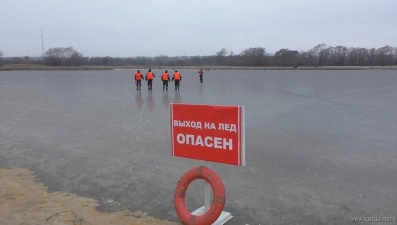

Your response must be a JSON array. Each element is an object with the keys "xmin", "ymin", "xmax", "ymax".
[
  {"xmin": 1, "ymin": 44, "xmax": 396, "ymax": 67},
  {"xmin": 43, "ymin": 47, "xmax": 83, "ymax": 66},
  {"xmin": 0, "ymin": 47, "xmax": 83, "ymax": 66}
]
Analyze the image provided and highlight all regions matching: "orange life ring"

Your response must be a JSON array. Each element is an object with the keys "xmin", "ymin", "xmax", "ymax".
[{"xmin": 174, "ymin": 166, "xmax": 225, "ymax": 225}]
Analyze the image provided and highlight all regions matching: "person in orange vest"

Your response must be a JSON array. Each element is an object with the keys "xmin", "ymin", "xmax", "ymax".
[
  {"xmin": 145, "ymin": 69, "xmax": 156, "ymax": 91},
  {"xmin": 161, "ymin": 70, "xmax": 170, "ymax": 91},
  {"xmin": 198, "ymin": 69, "xmax": 204, "ymax": 83},
  {"xmin": 135, "ymin": 70, "xmax": 144, "ymax": 90},
  {"xmin": 171, "ymin": 70, "xmax": 182, "ymax": 91}
]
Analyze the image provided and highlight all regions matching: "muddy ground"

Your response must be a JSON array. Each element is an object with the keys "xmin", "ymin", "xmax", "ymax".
[{"xmin": 0, "ymin": 167, "xmax": 177, "ymax": 225}]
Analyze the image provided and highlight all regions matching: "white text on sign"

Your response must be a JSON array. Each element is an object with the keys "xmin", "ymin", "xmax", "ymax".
[
  {"xmin": 173, "ymin": 120, "xmax": 237, "ymax": 133},
  {"xmin": 176, "ymin": 134, "xmax": 233, "ymax": 150}
]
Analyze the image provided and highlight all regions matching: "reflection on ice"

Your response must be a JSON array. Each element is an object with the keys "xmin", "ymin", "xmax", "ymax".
[
  {"xmin": 146, "ymin": 92, "xmax": 154, "ymax": 111},
  {"xmin": 162, "ymin": 92, "xmax": 169, "ymax": 109},
  {"xmin": 199, "ymin": 83, "xmax": 203, "ymax": 96},
  {"xmin": 135, "ymin": 91, "xmax": 143, "ymax": 109},
  {"xmin": 133, "ymin": 90, "xmax": 182, "ymax": 111},
  {"xmin": 173, "ymin": 91, "xmax": 182, "ymax": 103}
]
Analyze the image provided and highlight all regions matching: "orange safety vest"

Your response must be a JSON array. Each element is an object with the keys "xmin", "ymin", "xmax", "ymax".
[
  {"xmin": 147, "ymin": 72, "xmax": 154, "ymax": 79},
  {"xmin": 162, "ymin": 73, "xmax": 168, "ymax": 81},
  {"xmin": 174, "ymin": 72, "xmax": 180, "ymax": 80},
  {"xmin": 135, "ymin": 72, "xmax": 142, "ymax": 80}
]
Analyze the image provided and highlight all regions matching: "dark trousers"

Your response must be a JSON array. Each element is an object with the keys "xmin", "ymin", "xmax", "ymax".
[
  {"xmin": 199, "ymin": 75, "xmax": 203, "ymax": 83},
  {"xmin": 175, "ymin": 80, "xmax": 180, "ymax": 90},
  {"xmin": 163, "ymin": 81, "xmax": 168, "ymax": 90},
  {"xmin": 148, "ymin": 79, "xmax": 153, "ymax": 90},
  {"xmin": 136, "ymin": 80, "xmax": 142, "ymax": 89}
]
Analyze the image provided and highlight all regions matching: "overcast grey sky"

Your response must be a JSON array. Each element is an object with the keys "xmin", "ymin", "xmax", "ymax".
[{"xmin": 1, "ymin": 0, "xmax": 396, "ymax": 57}]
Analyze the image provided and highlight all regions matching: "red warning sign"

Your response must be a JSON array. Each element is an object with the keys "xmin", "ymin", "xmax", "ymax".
[{"xmin": 170, "ymin": 103, "xmax": 245, "ymax": 166}]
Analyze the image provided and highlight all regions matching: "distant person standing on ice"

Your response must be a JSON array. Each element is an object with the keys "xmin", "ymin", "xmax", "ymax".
[
  {"xmin": 172, "ymin": 70, "xmax": 182, "ymax": 90},
  {"xmin": 198, "ymin": 69, "xmax": 204, "ymax": 83},
  {"xmin": 145, "ymin": 69, "xmax": 155, "ymax": 91},
  {"xmin": 135, "ymin": 70, "xmax": 144, "ymax": 90},
  {"xmin": 162, "ymin": 70, "xmax": 170, "ymax": 91}
]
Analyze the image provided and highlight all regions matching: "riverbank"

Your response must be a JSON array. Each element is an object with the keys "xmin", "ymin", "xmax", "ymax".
[
  {"xmin": 0, "ymin": 64, "xmax": 113, "ymax": 71},
  {"xmin": 1, "ymin": 64, "xmax": 397, "ymax": 71},
  {"xmin": 0, "ymin": 167, "xmax": 177, "ymax": 225}
]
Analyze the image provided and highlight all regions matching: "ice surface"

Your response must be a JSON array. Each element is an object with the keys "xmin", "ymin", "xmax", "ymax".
[{"xmin": 0, "ymin": 69, "xmax": 397, "ymax": 224}]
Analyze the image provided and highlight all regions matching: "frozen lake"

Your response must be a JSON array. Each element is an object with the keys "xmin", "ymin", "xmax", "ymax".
[{"xmin": 1, "ymin": 69, "xmax": 396, "ymax": 224}]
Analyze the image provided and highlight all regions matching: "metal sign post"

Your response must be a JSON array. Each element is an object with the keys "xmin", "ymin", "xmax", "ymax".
[
  {"xmin": 191, "ymin": 162, "xmax": 233, "ymax": 225},
  {"xmin": 171, "ymin": 104, "xmax": 246, "ymax": 224}
]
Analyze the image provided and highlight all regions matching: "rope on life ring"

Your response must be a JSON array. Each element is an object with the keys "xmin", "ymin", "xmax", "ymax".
[{"xmin": 174, "ymin": 166, "xmax": 226, "ymax": 225}]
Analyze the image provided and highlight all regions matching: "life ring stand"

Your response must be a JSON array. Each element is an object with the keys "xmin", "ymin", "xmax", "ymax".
[{"xmin": 174, "ymin": 166, "xmax": 226, "ymax": 225}]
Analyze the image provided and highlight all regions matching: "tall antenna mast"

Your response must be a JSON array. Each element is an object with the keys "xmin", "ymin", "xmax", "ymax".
[{"xmin": 41, "ymin": 29, "xmax": 45, "ymax": 58}]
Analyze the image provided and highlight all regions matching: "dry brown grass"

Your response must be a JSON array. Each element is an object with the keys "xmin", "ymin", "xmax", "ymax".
[
  {"xmin": 1, "ymin": 64, "xmax": 397, "ymax": 71},
  {"xmin": 181, "ymin": 65, "xmax": 397, "ymax": 70},
  {"xmin": 0, "ymin": 167, "xmax": 178, "ymax": 225},
  {"xmin": 0, "ymin": 64, "xmax": 112, "ymax": 71},
  {"xmin": 99, "ymin": 65, "xmax": 397, "ymax": 70}
]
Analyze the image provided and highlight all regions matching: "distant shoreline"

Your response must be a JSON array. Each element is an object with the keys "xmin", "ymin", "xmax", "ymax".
[{"xmin": 1, "ymin": 64, "xmax": 397, "ymax": 71}]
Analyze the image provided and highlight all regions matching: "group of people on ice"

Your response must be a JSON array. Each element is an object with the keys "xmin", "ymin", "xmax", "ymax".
[{"xmin": 134, "ymin": 69, "xmax": 205, "ymax": 91}]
